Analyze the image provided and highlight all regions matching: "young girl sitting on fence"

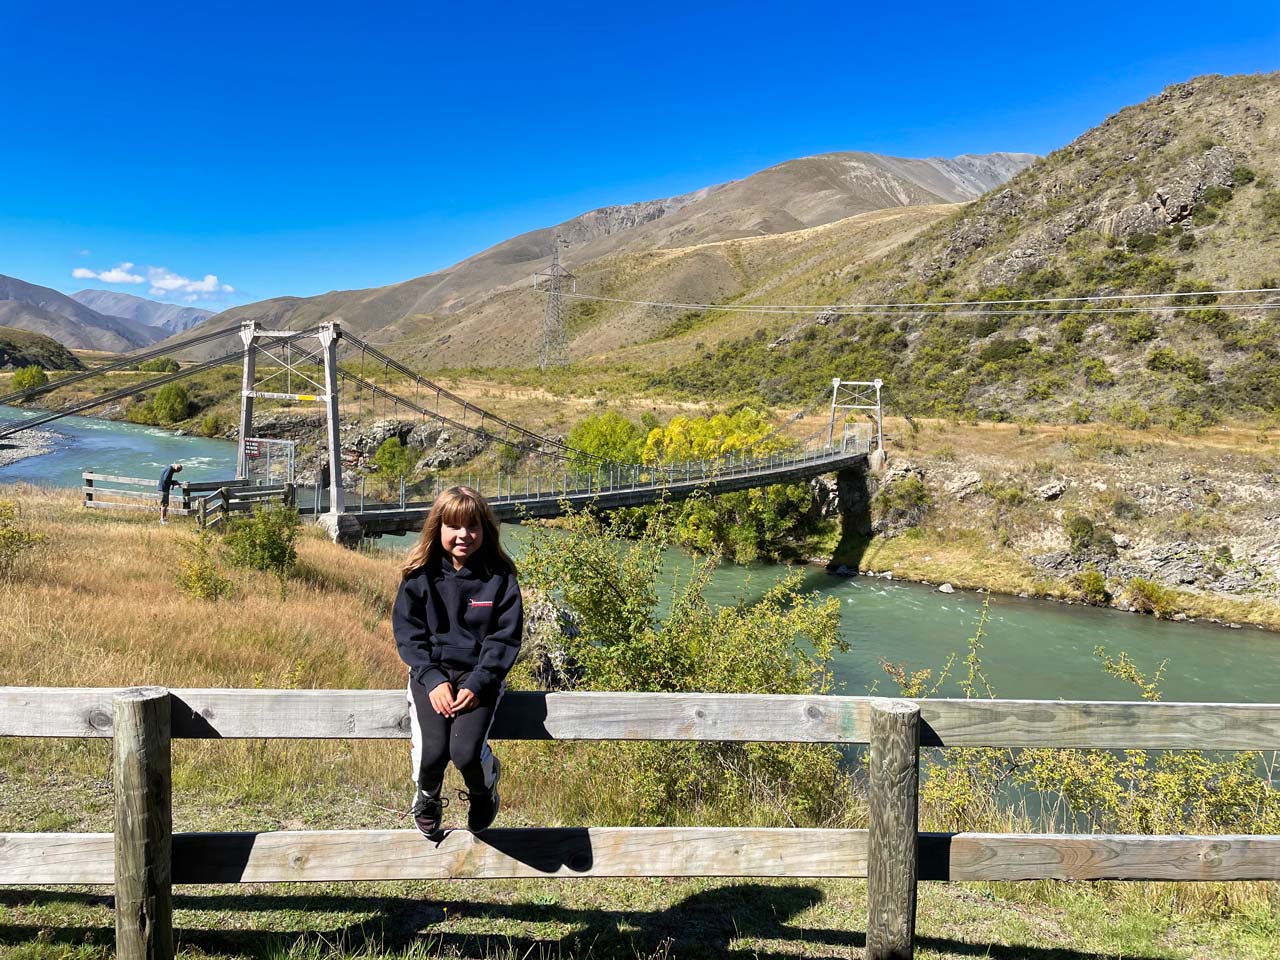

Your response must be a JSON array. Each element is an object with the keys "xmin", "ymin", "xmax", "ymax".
[{"xmin": 393, "ymin": 485, "xmax": 524, "ymax": 838}]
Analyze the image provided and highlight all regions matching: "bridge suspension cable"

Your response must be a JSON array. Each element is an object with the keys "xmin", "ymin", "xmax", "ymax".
[
  {"xmin": 0, "ymin": 325, "xmax": 245, "ymax": 408},
  {"xmin": 554, "ymin": 289, "xmax": 1280, "ymax": 317},
  {"xmin": 340, "ymin": 333, "xmax": 632, "ymax": 468},
  {"xmin": 0, "ymin": 329, "xmax": 322, "ymax": 441}
]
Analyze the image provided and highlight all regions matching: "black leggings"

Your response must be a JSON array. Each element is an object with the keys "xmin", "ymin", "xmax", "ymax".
[{"xmin": 408, "ymin": 669, "xmax": 502, "ymax": 795}]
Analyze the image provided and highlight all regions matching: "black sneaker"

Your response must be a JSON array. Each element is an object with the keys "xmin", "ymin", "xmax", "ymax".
[
  {"xmin": 462, "ymin": 755, "xmax": 501, "ymax": 833},
  {"xmin": 410, "ymin": 791, "xmax": 447, "ymax": 838}
]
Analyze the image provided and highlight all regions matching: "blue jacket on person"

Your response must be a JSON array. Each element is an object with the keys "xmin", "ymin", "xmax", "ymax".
[
  {"xmin": 393, "ymin": 553, "xmax": 523, "ymax": 696},
  {"xmin": 158, "ymin": 465, "xmax": 179, "ymax": 492}
]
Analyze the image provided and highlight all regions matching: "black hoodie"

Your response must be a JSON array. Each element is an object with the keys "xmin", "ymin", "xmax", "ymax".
[{"xmin": 393, "ymin": 553, "xmax": 523, "ymax": 696}]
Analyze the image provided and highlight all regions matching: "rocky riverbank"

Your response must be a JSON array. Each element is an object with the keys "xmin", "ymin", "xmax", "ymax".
[
  {"xmin": 824, "ymin": 420, "xmax": 1280, "ymax": 631},
  {"xmin": 0, "ymin": 428, "xmax": 56, "ymax": 468}
]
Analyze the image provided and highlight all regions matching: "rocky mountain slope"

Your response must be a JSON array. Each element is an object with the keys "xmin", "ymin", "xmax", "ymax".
[
  {"xmin": 662, "ymin": 73, "xmax": 1280, "ymax": 425},
  {"xmin": 168, "ymin": 151, "xmax": 1034, "ymax": 358},
  {"xmin": 71, "ymin": 289, "xmax": 213, "ymax": 334},
  {"xmin": 0, "ymin": 275, "xmax": 161, "ymax": 352},
  {"xmin": 0, "ymin": 326, "xmax": 84, "ymax": 371}
]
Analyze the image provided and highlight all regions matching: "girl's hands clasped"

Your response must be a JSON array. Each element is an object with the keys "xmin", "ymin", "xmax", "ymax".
[{"xmin": 428, "ymin": 682, "xmax": 477, "ymax": 717}]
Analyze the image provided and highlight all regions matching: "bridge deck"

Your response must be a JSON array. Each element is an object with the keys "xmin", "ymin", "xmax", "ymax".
[{"xmin": 345, "ymin": 448, "xmax": 869, "ymax": 535}]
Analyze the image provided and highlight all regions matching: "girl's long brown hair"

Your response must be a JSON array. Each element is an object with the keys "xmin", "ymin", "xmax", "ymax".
[{"xmin": 401, "ymin": 485, "xmax": 517, "ymax": 580}]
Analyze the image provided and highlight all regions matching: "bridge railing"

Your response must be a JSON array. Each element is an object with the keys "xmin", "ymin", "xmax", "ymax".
[
  {"xmin": 2, "ymin": 687, "xmax": 1277, "ymax": 960},
  {"xmin": 370, "ymin": 435, "xmax": 872, "ymax": 512}
]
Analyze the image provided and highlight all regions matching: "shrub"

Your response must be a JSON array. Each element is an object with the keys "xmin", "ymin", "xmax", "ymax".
[
  {"xmin": 1124, "ymin": 578, "xmax": 1180, "ymax": 618},
  {"xmin": 1108, "ymin": 493, "xmax": 1144, "ymax": 520},
  {"xmin": 197, "ymin": 413, "xmax": 230, "ymax": 437},
  {"xmin": 1082, "ymin": 357, "xmax": 1116, "ymax": 387},
  {"xmin": 0, "ymin": 499, "xmax": 45, "ymax": 580},
  {"xmin": 138, "ymin": 357, "xmax": 180, "ymax": 373},
  {"xmin": 519, "ymin": 509, "xmax": 848, "ymax": 825},
  {"xmin": 224, "ymin": 505, "xmax": 300, "ymax": 591},
  {"xmin": 1113, "ymin": 315, "xmax": 1157, "ymax": 344},
  {"xmin": 371, "ymin": 437, "xmax": 417, "ymax": 481},
  {"xmin": 1258, "ymin": 190, "xmax": 1280, "ymax": 224},
  {"xmin": 978, "ymin": 337, "xmax": 1033, "ymax": 364},
  {"xmin": 1107, "ymin": 401, "xmax": 1152, "ymax": 429},
  {"xmin": 176, "ymin": 531, "xmax": 233, "ymax": 601},
  {"xmin": 152, "ymin": 383, "xmax": 192, "ymax": 423},
  {"xmin": 1072, "ymin": 565, "xmax": 1109, "ymax": 605},
  {"xmin": 1147, "ymin": 347, "xmax": 1210, "ymax": 382},
  {"xmin": 874, "ymin": 475, "xmax": 931, "ymax": 530},
  {"xmin": 11, "ymin": 365, "xmax": 47, "ymax": 392},
  {"xmin": 1233, "ymin": 164, "xmax": 1257, "ymax": 185},
  {"xmin": 1064, "ymin": 515, "xmax": 1095, "ymax": 556}
]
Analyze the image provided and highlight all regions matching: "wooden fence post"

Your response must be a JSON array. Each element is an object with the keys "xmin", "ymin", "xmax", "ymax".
[
  {"xmin": 113, "ymin": 687, "xmax": 173, "ymax": 960},
  {"xmin": 867, "ymin": 698, "xmax": 921, "ymax": 960},
  {"xmin": 84, "ymin": 473, "xmax": 94, "ymax": 508}
]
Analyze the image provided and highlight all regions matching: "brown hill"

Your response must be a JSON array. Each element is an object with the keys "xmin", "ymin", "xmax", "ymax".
[
  {"xmin": 169, "ymin": 151, "xmax": 1034, "ymax": 359},
  {"xmin": 0, "ymin": 276, "xmax": 161, "ymax": 352}
]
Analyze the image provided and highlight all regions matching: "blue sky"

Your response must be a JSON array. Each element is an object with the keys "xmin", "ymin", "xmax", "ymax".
[{"xmin": 1, "ymin": 1, "xmax": 1277, "ymax": 310}]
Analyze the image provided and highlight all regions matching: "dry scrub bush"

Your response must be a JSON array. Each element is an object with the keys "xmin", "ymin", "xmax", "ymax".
[{"xmin": 0, "ymin": 498, "xmax": 44, "ymax": 580}]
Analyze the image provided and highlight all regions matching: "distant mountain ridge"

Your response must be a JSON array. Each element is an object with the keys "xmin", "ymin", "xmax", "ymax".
[
  {"xmin": 0, "ymin": 275, "xmax": 162, "ymax": 352},
  {"xmin": 71, "ymin": 289, "xmax": 213, "ymax": 334},
  {"xmin": 170, "ymin": 150, "xmax": 1036, "ymax": 357}
]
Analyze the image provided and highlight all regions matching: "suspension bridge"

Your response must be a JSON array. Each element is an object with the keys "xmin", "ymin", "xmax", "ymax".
[{"xmin": 0, "ymin": 321, "xmax": 883, "ymax": 540}]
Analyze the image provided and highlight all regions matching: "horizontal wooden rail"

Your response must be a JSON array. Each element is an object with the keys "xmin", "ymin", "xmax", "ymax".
[
  {"xmin": 4, "ymin": 688, "xmax": 1279, "ymax": 749},
  {"xmin": 4, "ymin": 829, "xmax": 1278, "ymax": 885}
]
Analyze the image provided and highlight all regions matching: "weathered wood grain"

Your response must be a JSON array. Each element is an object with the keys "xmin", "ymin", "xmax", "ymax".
[
  {"xmin": 867, "ymin": 699, "xmax": 920, "ymax": 960},
  {"xmin": 113, "ymin": 688, "xmax": 173, "ymax": 960},
  {"xmin": 920, "ymin": 833, "xmax": 1280, "ymax": 881},
  {"xmin": 0, "ymin": 833, "xmax": 115, "ymax": 883},
  {"xmin": 4, "ymin": 830, "xmax": 1279, "ymax": 885},
  {"xmin": 2, "ymin": 688, "xmax": 1278, "ymax": 749}
]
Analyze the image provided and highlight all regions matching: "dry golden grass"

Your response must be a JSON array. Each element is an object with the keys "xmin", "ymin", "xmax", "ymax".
[{"xmin": 0, "ymin": 484, "xmax": 416, "ymax": 816}]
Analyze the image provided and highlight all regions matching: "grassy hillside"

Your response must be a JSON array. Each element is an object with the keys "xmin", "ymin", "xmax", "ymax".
[
  {"xmin": 0, "ymin": 326, "xmax": 84, "ymax": 371},
  {"xmin": 653, "ymin": 73, "xmax": 1280, "ymax": 426}
]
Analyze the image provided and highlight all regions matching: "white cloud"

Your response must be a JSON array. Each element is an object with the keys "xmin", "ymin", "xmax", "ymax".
[
  {"xmin": 72, "ymin": 260, "xmax": 236, "ymax": 302},
  {"xmin": 78, "ymin": 249, "xmax": 92, "ymax": 257},
  {"xmin": 71, "ymin": 262, "xmax": 144, "ymax": 284},
  {"xmin": 147, "ymin": 267, "xmax": 232, "ymax": 300}
]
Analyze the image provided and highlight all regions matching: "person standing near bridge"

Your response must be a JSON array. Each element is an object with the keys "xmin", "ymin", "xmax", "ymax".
[
  {"xmin": 157, "ymin": 463, "xmax": 182, "ymax": 524},
  {"xmin": 393, "ymin": 485, "xmax": 524, "ymax": 838}
]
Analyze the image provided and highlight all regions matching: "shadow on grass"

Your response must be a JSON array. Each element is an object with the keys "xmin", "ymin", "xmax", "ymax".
[{"xmin": 0, "ymin": 885, "xmax": 1170, "ymax": 959}]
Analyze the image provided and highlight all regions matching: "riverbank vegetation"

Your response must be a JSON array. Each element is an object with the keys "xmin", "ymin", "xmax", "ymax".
[{"xmin": 0, "ymin": 485, "xmax": 1276, "ymax": 957}]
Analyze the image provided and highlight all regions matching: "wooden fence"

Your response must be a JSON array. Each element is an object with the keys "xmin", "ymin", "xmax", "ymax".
[
  {"xmin": 2, "ymin": 687, "xmax": 1278, "ymax": 960},
  {"xmin": 81, "ymin": 473, "xmax": 294, "ymax": 526},
  {"xmin": 195, "ymin": 483, "xmax": 296, "ymax": 528},
  {"xmin": 82, "ymin": 472, "xmax": 233, "ymax": 517}
]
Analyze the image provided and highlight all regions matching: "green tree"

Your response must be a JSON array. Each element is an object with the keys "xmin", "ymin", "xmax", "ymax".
[
  {"xmin": 567, "ymin": 412, "xmax": 645, "ymax": 469},
  {"xmin": 138, "ymin": 357, "xmax": 180, "ymax": 373},
  {"xmin": 639, "ymin": 408, "xmax": 828, "ymax": 562},
  {"xmin": 11, "ymin": 366, "xmax": 47, "ymax": 392},
  {"xmin": 152, "ymin": 383, "xmax": 192, "ymax": 423},
  {"xmin": 371, "ymin": 437, "xmax": 417, "ymax": 480}
]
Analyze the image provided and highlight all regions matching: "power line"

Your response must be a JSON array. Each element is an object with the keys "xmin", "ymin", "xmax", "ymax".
[{"xmin": 554, "ymin": 287, "xmax": 1280, "ymax": 317}]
